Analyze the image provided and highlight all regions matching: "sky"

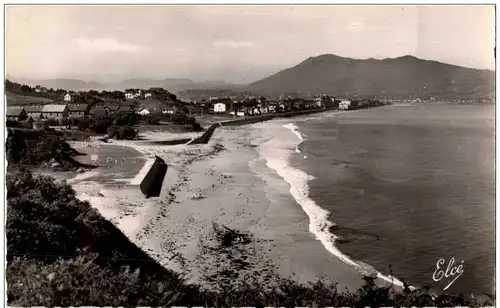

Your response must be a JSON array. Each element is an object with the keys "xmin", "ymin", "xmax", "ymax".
[{"xmin": 5, "ymin": 5, "xmax": 496, "ymax": 84}]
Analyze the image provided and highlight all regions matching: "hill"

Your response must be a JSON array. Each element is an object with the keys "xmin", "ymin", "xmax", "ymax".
[
  {"xmin": 8, "ymin": 77, "xmax": 240, "ymax": 92},
  {"xmin": 246, "ymin": 54, "xmax": 495, "ymax": 99},
  {"xmin": 6, "ymin": 91, "xmax": 55, "ymax": 106},
  {"xmin": 11, "ymin": 78, "xmax": 106, "ymax": 91}
]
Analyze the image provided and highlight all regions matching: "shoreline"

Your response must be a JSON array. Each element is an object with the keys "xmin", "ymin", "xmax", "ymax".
[
  {"xmin": 279, "ymin": 118, "xmax": 410, "ymax": 289},
  {"xmin": 57, "ymin": 107, "xmax": 409, "ymax": 293}
]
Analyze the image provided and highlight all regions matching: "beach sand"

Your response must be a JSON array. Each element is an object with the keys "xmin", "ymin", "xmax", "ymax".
[{"xmin": 48, "ymin": 123, "xmax": 368, "ymax": 292}]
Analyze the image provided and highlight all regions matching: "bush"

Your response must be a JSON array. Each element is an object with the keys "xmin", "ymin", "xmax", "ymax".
[
  {"xmin": 191, "ymin": 121, "xmax": 202, "ymax": 131},
  {"xmin": 6, "ymin": 129, "xmax": 86, "ymax": 170},
  {"xmin": 146, "ymin": 112, "xmax": 162, "ymax": 125},
  {"xmin": 77, "ymin": 118, "xmax": 93, "ymax": 131},
  {"xmin": 6, "ymin": 171, "xmax": 193, "ymax": 306},
  {"xmin": 93, "ymin": 116, "xmax": 114, "ymax": 134},
  {"xmin": 107, "ymin": 125, "xmax": 137, "ymax": 140},
  {"xmin": 169, "ymin": 113, "xmax": 197, "ymax": 125},
  {"xmin": 114, "ymin": 111, "xmax": 139, "ymax": 126}
]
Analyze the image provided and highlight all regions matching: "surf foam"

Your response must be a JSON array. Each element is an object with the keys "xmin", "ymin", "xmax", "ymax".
[
  {"xmin": 259, "ymin": 121, "xmax": 411, "ymax": 289},
  {"xmin": 283, "ymin": 123, "xmax": 304, "ymax": 153}
]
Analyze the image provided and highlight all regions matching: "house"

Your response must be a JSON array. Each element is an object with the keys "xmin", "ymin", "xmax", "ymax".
[
  {"xmin": 138, "ymin": 108, "xmax": 150, "ymax": 116},
  {"xmin": 125, "ymin": 92, "xmax": 134, "ymax": 100},
  {"xmin": 214, "ymin": 102, "xmax": 226, "ymax": 113},
  {"xmin": 258, "ymin": 107, "xmax": 269, "ymax": 114},
  {"xmin": 41, "ymin": 104, "xmax": 69, "ymax": 120},
  {"xmin": 230, "ymin": 110, "xmax": 246, "ymax": 117},
  {"xmin": 64, "ymin": 93, "xmax": 72, "ymax": 102},
  {"xmin": 7, "ymin": 107, "xmax": 28, "ymax": 121},
  {"xmin": 339, "ymin": 100, "xmax": 351, "ymax": 110},
  {"xmin": 304, "ymin": 99, "xmax": 316, "ymax": 109},
  {"xmin": 24, "ymin": 105, "xmax": 44, "ymax": 119},
  {"xmin": 144, "ymin": 92, "xmax": 152, "ymax": 99},
  {"xmin": 67, "ymin": 104, "xmax": 90, "ymax": 118}
]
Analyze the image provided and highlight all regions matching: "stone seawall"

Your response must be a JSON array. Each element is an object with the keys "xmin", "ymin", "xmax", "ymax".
[
  {"xmin": 220, "ymin": 108, "xmax": 333, "ymax": 127},
  {"xmin": 187, "ymin": 123, "xmax": 222, "ymax": 145},
  {"xmin": 140, "ymin": 156, "xmax": 168, "ymax": 198},
  {"xmin": 182, "ymin": 108, "xmax": 335, "ymax": 146}
]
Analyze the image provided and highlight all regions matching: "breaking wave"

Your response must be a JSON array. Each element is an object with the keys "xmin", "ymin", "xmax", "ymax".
[{"xmin": 258, "ymin": 121, "xmax": 412, "ymax": 289}]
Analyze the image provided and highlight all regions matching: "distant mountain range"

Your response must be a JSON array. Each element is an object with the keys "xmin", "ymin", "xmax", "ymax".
[
  {"xmin": 6, "ymin": 76, "xmax": 243, "ymax": 93},
  {"xmin": 246, "ymin": 54, "xmax": 495, "ymax": 99},
  {"xmin": 8, "ymin": 55, "xmax": 495, "ymax": 99}
]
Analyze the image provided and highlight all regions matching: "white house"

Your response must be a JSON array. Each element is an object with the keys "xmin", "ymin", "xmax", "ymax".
[
  {"xmin": 125, "ymin": 90, "xmax": 142, "ymax": 100},
  {"xmin": 64, "ymin": 93, "xmax": 72, "ymax": 102},
  {"xmin": 339, "ymin": 100, "xmax": 351, "ymax": 110},
  {"xmin": 230, "ymin": 111, "xmax": 245, "ymax": 117},
  {"xmin": 259, "ymin": 107, "xmax": 269, "ymax": 114},
  {"xmin": 162, "ymin": 107, "xmax": 176, "ymax": 114},
  {"xmin": 138, "ymin": 108, "xmax": 150, "ymax": 116},
  {"xmin": 145, "ymin": 92, "xmax": 152, "ymax": 99},
  {"xmin": 214, "ymin": 102, "xmax": 226, "ymax": 113}
]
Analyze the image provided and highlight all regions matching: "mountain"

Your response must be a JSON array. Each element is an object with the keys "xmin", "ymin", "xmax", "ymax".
[
  {"xmin": 246, "ymin": 54, "xmax": 495, "ymax": 99},
  {"xmin": 7, "ymin": 77, "xmax": 237, "ymax": 92},
  {"xmin": 11, "ymin": 78, "xmax": 107, "ymax": 91}
]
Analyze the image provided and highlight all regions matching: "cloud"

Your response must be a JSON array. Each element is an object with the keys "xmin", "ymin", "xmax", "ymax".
[
  {"xmin": 75, "ymin": 38, "xmax": 146, "ymax": 53},
  {"xmin": 212, "ymin": 39, "xmax": 256, "ymax": 49}
]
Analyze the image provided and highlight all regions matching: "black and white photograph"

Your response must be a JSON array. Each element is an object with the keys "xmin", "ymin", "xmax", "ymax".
[{"xmin": 3, "ymin": 4, "xmax": 496, "ymax": 307}]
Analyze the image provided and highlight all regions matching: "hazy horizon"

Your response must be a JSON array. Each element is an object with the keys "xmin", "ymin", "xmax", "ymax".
[{"xmin": 6, "ymin": 5, "xmax": 495, "ymax": 84}]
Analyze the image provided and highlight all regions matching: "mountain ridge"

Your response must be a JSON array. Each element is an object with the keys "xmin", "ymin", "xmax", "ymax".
[
  {"xmin": 6, "ymin": 77, "xmax": 239, "ymax": 93},
  {"xmin": 8, "ymin": 54, "xmax": 494, "ymax": 99},
  {"xmin": 246, "ymin": 54, "xmax": 494, "ymax": 99}
]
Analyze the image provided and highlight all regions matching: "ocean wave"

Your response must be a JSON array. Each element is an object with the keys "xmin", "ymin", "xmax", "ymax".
[
  {"xmin": 258, "ymin": 121, "xmax": 411, "ymax": 289},
  {"xmin": 283, "ymin": 123, "xmax": 305, "ymax": 153}
]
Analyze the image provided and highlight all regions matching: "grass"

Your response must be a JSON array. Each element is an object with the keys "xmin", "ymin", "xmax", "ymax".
[{"xmin": 6, "ymin": 91, "xmax": 54, "ymax": 106}]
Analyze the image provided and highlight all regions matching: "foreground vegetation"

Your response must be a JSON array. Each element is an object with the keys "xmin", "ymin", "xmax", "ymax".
[
  {"xmin": 6, "ymin": 128, "xmax": 96, "ymax": 171},
  {"xmin": 6, "ymin": 168, "xmax": 493, "ymax": 306}
]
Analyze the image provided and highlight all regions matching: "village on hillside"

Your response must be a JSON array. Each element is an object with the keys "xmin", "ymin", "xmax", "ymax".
[{"xmin": 6, "ymin": 79, "xmax": 388, "ymax": 133}]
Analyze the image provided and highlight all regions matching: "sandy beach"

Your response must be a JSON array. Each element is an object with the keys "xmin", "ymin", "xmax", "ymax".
[{"xmin": 46, "ymin": 119, "xmax": 373, "ymax": 292}]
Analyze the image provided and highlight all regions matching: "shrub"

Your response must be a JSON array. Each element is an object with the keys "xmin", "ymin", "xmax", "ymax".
[
  {"xmin": 146, "ymin": 112, "xmax": 162, "ymax": 125},
  {"xmin": 119, "ymin": 126, "xmax": 138, "ymax": 140},
  {"xmin": 107, "ymin": 125, "xmax": 137, "ymax": 140},
  {"xmin": 191, "ymin": 121, "xmax": 202, "ymax": 131},
  {"xmin": 6, "ymin": 129, "xmax": 86, "ymax": 169},
  {"xmin": 114, "ymin": 111, "xmax": 139, "ymax": 126},
  {"xmin": 93, "ymin": 116, "xmax": 114, "ymax": 134},
  {"xmin": 106, "ymin": 125, "xmax": 120, "ymax": 139},
  {"xmin": 77, "ymin": 118, "xmax": 93, "ymax": 131},
  {"xmin": 169, "ymin": 113, "xmax": 198, "ymax": 125}
]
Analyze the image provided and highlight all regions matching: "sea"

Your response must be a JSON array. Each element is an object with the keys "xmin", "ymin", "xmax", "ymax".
[{"xmin": 257, "ymin": 103, "xmax": 495, "ymax": 296}]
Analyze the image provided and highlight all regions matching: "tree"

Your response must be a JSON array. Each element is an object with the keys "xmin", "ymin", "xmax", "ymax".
[{"xmin": 20, "ymin": 84, "xmax": 31, "ymax": 93}]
